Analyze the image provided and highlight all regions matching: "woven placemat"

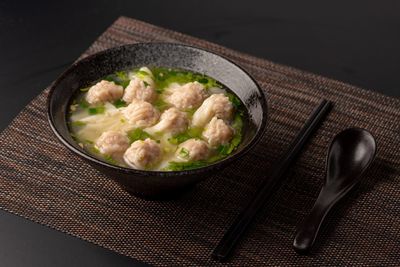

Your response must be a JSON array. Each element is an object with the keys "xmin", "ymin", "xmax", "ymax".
[{"xmin": 1, "ymin": 16, "xmax": 400, "ymax": 266}]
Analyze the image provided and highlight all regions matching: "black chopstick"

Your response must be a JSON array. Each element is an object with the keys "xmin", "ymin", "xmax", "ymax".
[{"xmin": 212, "ymin": 99, "xmax": 332, "ymax": 262}]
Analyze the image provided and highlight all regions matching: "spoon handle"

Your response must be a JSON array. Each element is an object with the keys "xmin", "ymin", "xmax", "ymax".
[{"xmin": 293, "ymin": 187, "xmax": 335, "ymax": 253}]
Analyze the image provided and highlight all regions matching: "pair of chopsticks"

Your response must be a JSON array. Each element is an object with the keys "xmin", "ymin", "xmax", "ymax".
[{"xmin": 212, "ymin": 99, "xmax": 332, "ymax": 261}]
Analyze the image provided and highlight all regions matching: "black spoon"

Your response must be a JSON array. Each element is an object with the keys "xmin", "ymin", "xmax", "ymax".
[{"xmin": 293, "ymin": 128, "xmax": 376, "ymax": 254}]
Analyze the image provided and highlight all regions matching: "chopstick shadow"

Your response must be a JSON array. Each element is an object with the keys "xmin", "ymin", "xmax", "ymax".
[{"xmin": 300, "ymin": 157, "xmax": 396, "ymax": 256}]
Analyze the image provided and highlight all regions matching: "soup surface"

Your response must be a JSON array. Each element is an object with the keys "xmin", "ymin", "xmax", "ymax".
[{"xmin": 68, "ymin": 66, "xmax": 245, "ymax": 171}]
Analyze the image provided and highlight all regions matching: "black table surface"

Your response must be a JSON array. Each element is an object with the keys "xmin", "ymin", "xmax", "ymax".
[{"xmin": 1, "ymin": 1, "xmax": 399, "ymax": 266}]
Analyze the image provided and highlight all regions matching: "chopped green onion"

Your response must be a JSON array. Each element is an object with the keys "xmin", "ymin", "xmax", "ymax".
[
  {"xmin": 184, "ymin": 108, "xmax": 196, "ymax": 116},
  {"xmin": 153, "ymin": 98, "xmax": 169, "ymax": 111},
  {"xmin": 188, "ymin": 127, "xmax": 203, "ymax": 138},
  {"xmin": 121, "ymin": 80, "xmax": 130, "ymax": 88},
  {"xmin": 104, "ymin": 154, "xmax": 118, "ymax": 165},
  {"xmin": 104, "ymin": 71, "xmax": 130, "ymax": 88},
  {"xmin": 116, "ymin": 71, "xmax": 128, "ymax": 80},
  {"xmin": 70, "ymin": 121, "xmax": 86, "ymax": 127},
  {"xmin": 168, "ymin": 133, "xmax": 190, "ymax": 145},
  {"xmin": 113, "ymin": 99, "xmax": 127, "ymax": 108},
  {"xmin": 164, "ymin": 161, "xmax": 207, "ymax": 171},
  {"xmin": 179, "ymin": 147, "xmax": 190, "ymax": 158},
  {"xmin": 79, "ymin": 99, "xmax": 89, "ymax": 108},
  {"xmin": 216, "ymin": 144, "xmax": 230, "ymax": 155},
  {"xmin": 137, "ymin": 70, "xmax": 150, "ymax": 76},
  {"xmin": 226, "ymin": 92, "xmax": 242, "ymax": 109},
  {"xmin": 168, "ymin": 127, "xmax": 202, "ymax": 145},
  {"xmin": 198, "ymin": 78, "xmax": 208, "ymax": 84},
  {"xmin": 90, "ymin": 146, "xmax": 100, "ymax": 154},
  {"xmin": 151, "ymin": 67, "xmax": 221, "ymax": 91},
  {"xmin": 88, "ymin": 106, "xmax": 105, "ymax": 115},
  {"xmin": 127, "ymin": 128, "xmax": 152, "ymax": 143}
]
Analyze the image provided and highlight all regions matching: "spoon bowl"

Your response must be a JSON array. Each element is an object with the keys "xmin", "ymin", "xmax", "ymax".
[
  {"xmin": 293, "ymin": 128, "xmax": 376, "ymax": 253},
  {"xmin": 326, "ymin": 128, "xmax": 377, "ymax": 190}
]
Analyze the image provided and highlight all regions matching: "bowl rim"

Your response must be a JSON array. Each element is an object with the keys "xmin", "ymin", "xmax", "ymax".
[{"xmin": 47, "ymin": 42, "xmax": 268, "ymax": 177}]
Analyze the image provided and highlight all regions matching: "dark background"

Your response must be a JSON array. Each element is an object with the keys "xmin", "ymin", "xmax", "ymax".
[{"xmin": 0, "ymin": 1, "xmax": 399, "ymax": 266}]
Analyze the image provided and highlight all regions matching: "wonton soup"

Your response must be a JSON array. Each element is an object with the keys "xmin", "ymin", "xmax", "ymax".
[{"xmin": 68, "ymin": 67, "xmax": 245, "ymax": 171}]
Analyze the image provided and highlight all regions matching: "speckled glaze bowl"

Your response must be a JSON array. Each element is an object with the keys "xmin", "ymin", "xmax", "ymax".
[{"xmin": 47, "ymin": 43, "xmax": 268, "ymax": 199}]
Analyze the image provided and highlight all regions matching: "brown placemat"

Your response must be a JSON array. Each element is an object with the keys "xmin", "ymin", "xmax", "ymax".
[{"xmin": 1, "ymin": 16, "xmax": 400, "ymax": 266}]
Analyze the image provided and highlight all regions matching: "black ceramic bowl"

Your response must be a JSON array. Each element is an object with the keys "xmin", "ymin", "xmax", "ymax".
[{"xmin": 48, "ymin": 43, "xmax": 267, "ymax": 199}]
